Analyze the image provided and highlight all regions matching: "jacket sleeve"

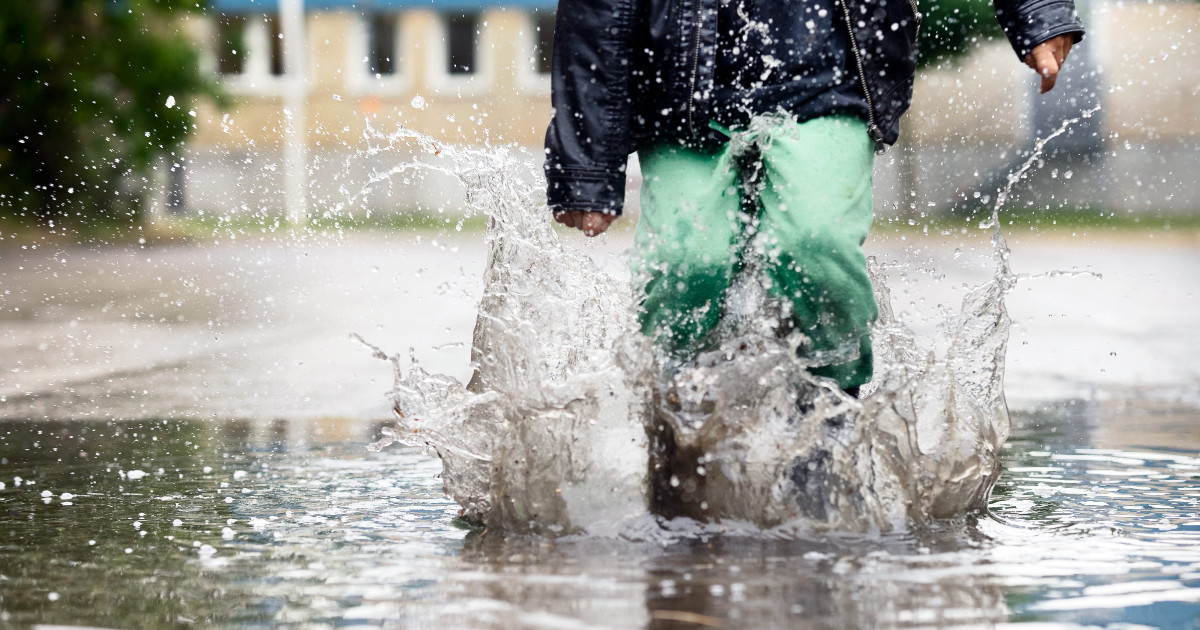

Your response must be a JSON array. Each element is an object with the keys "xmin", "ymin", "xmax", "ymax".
[
  {"xmin": 543, "ymin": 0, "xmax": 638, "ymax": 216},
  {"xmin": 994, "ymin": 0, "xmax": 1085, "ymax": 61}
]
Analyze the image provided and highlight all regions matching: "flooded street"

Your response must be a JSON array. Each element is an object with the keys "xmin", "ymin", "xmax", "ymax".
[
  {"xmin": 1, "ymin": 407, "xmax": 1197, "ymax": 628},
  {"xmin": 2, "ymin": 230, "xmax": 1200, "ymax": 628}
]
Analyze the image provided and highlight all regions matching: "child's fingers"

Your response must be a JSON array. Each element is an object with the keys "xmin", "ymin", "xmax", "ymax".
[
  {"xmin": 1057, "ymin": 38, "xmax": 1073, "ymax": 66},
  {"xmin": 1030, "ymin": 46, "xmax": 1060, "ymax": 94},
  {"xmin": 1026, "ymin": 35, "xmax": 1072, "ymax": 94},
  {"xmin": 556, "ymin": 211, "xmax": 615, "ymax": 235},
  {"xmin": 582, "ymin": 213, "xmax": 602, "ymax": 236},
  {"xmin": 555, "ymin": 211, "xmax": 579, "ymax": 228},
  {"xmin": 582, "ymin": 212, "xmax": 615, "ymax": 237}
]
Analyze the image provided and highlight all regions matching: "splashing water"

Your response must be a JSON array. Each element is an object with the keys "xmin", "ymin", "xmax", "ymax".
[{"xmin": 368, "ymin": 110, "xmax": 1099, "ymax": 538}]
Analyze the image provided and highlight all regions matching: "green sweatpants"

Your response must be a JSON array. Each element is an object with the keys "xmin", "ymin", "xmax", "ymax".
[{"xmin": 633, "ymin": 115, "xmax": 877, "ymax": 389}]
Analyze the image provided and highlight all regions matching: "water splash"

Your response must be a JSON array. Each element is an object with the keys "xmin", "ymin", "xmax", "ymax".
[
  {"xmin": 370, "ymin": 111, "xmax": 1097, "ymax": 537},
  {"xmin": 364, "ymin": 126, "xmax": 649, "ymax": 536}
]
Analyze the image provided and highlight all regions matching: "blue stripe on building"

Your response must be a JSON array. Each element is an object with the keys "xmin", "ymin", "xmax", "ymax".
[{"xmin": 212, "ymin": 0, "xmax": 557, "ymax": 11}]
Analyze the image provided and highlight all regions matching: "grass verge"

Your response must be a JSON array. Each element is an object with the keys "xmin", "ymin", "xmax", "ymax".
[
  {"xmin": 873, "ymin": 206, "xmax": 1200, "ymax": 237},
  {"xmin": 3, "ymin": 207, "xmax": 1198, "ymax": 247},
  {"xmin": 0, "ymin": 210, "xmax": 491, "ymax": 247}
]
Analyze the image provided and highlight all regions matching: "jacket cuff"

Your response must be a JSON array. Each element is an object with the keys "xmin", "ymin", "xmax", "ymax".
[
  {"xmin": 1000, "ymin": 0, "xmax": 1085, "ymax": 61},
  {"xmin": 545, "ymin": 167, "xmax": 627, "ymax": 216}
]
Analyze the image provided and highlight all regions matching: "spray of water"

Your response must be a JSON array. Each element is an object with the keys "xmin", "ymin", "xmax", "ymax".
[{"xmin": 368, "ymin": 109, "xmax": 1098, "ymax": 538}]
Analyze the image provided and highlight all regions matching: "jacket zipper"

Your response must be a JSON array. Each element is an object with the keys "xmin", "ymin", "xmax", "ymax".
[
  {"xmin": 685, "ymin": 0, "xmax": 704, "ymax": 138},
  {"xmin": 686, "ymin": 0, "xmax": 916, "ymax": 147},
  {"xmin": 838, "ymin": 0, "xmax": 883, "ymax": 147},
  {"xmin": 908, "ymin": 0, "xmax": 923, "ymax": 40}
]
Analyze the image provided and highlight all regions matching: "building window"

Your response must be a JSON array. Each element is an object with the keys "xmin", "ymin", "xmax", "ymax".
[
  {"xmin": 515, "ymin": 11, "xmax": 552, "ymax": 93},
  {"xmin": 216, "ymin": 15, "xmax": 246, "ymax": 75},
  {"xmin": 348, "ymin": 12, "xmax": 408, "ymax": 94},
  {"xmin": 264, "ymin": 15, "xmax": 284, "ymax": 77},
  {"xmin": 445, "ymin": 13, "xmax": 479, "ymax": 75},
  {"xmin": 368, "ymin": 13, "xmax": 399, "ymax": 76},
  {"xmin": 426, "ymin": 11, "xmax": 489, "ymax": 93},
  {"xmin": 214, "ymin": 13, "xmax": 285, "ymax": 81},
  {"xmin": 532, "ymin": 12, "xmax": 554, "ymax": 75}
]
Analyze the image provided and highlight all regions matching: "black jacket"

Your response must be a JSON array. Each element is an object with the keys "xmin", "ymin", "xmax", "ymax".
[{"xmin": 544, "ymin": 0, "xmax": 1085, "ymax": 215}]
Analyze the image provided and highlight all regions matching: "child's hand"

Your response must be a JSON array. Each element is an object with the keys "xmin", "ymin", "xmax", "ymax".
[
  {"xmin": 1025, "ymin": 34, "xmax": 1075, "ymax": 94},
  {"xmin": 553, "ymin": 210, "xmax": 617, "ymax": 236}
]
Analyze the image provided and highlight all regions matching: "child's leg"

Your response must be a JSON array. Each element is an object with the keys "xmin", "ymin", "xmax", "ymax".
[
  {"xmin": 633, "ymin": 144, "xmax": 742, "ymax": 357},
  {"xmin": 756, "ymin": 116, "xmax": 877, "ymax": 390}
]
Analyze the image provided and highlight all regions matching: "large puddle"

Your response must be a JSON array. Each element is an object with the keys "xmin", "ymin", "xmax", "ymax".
[{"xmin": 1, "ymin": 404, "xmax": 1197, "ymax": 628}]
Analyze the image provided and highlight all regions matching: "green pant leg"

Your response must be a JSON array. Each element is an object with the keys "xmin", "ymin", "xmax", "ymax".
[
  {"xmin": 756, "ymin": 116, "xmax": 877, "ymax": 389},
  {"xmin": 633, "ymin": 144, "xmax": 742, "ymax": 356}
]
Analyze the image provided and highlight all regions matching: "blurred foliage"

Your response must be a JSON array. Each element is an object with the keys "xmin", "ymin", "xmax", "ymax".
[
  {"xmin": 0, "ymin": 0, "xmax": 221, "ymax": 225},
  {"xmin": 916, "ymin": 0, "xmax": 1006, "ymax": 69},
  {"xmin": 0, "ymin": 208, "xmax": 496, "ymax": 246},
  {"xmin": 169, "ymin": 210, "xmax": 493, "ymax": 241}
]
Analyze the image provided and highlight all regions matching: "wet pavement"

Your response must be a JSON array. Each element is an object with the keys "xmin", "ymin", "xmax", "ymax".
[
  {"xmin": 0, "ymin": 233, "xmax": 484, "ymax": 421},
  {"xmin": 2, "ymin": 230, "xmax": 1197, "ymax": 421}
]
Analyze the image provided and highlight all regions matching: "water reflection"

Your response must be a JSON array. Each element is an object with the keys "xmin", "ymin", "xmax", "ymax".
[
  {"xmin": 452, "ymin": 524, "xmax": 1007, "ymax": 628},
  {"xmin": 0, "ymin": 401, "xmax": 1198, "ymax": 628},
  {"xmin": 636, "ymin": 536, "xmax": 1007, "ymax": 629}
]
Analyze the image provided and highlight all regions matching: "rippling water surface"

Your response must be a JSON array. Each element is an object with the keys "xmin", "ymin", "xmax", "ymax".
[{"xmin": 2, "ymin": 402, "xmax": 1197, "ymax": 629}]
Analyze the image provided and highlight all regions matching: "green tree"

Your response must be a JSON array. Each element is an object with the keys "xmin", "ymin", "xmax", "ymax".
[
  {"xmin": 0, "ymin": 0, "xmax": 220, "ymax": 226},
  {"xmin": 918, "ymin": 0, "xmax": 1006, "ymax": 69}
]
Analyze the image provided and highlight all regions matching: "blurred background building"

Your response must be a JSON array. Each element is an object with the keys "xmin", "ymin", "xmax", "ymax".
[
  {"xmin": 179, "ymin": 0, "xmax": 557, "ymax": 219},
  {"xmin": 175, "ymin": 0, "xmax": 1198, "ymax": 219}
]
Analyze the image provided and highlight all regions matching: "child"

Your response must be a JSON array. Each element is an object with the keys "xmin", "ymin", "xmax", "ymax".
[{"xmin": 544, "ymin": 0, "xmax": 1081, "ymax": 393}]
